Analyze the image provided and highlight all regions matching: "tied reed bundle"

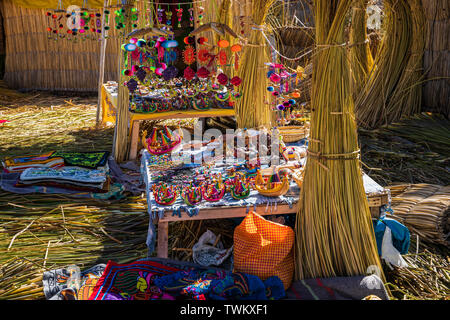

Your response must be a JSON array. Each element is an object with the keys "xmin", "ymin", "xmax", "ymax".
[
  {"xmin": 349, "ymin": 0, "xmax": 373, "ymax": 98},
  {"xmin": 384, "ymin": 0, "xmax": 426, "ymax": 121},
  {"xmin": 355, "ymin": 0, "xmax": 415, "ymax": 129},
  {"xmin": 235, "ymin": 0, "xmax": 275, "ymax": 129},
  {"xmin": 114, "ymin": 0, "xmax": 136, "ymax": 162},
  {"xmin": 294, "ymin": 0, "xmax": 384, "ymax": 280}
]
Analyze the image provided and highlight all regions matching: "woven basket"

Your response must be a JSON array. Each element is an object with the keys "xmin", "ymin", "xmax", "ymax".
[{"xmin": 277, "ymin": 126, "xmax": 309, "ymax": 143}]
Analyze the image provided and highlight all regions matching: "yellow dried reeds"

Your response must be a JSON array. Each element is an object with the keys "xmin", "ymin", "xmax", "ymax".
[
  {"xmin": 349, "ymin": 0, "xmax": 373, "ymax": 97},
  {"xmin": 355, "ymin": 0, "xmax": 426, "ymax": 129},
  {"xmin": 383, "ymin": 0, "xmax": 426, "ymax": 122},
  {"xmin": 113, "ymin": 0, "xmax": 136, "ymax": 162},
  {"xmin": 234, "ymin": 0, "xmax": 274, "ymax": 129},
  {"xmin": 294, "ymin": 0, "xmax": 384, "ymax": 280}
]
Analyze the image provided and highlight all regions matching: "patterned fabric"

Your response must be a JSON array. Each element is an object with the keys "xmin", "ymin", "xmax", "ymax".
[
  {"xmin": 2, "ymin": 151, "xmax": 64, "ymax": 173},
  {"xmin": 51, "ymin": 151, "xmax": 109, "ymax": 169},
  {"xmin": 88, "ymin": 260, "xmax": 181, "ymax": 300},
  {"xmin": 233, "ymin": 211, "xmax": 295, "ymax": 289},
  {"xmin": 43, "ymin": 264, "xmax": 106, "ymax": 300},
  {"xmin": 154, "ymin": 268, "xmax": 285, "ymax": 300}
]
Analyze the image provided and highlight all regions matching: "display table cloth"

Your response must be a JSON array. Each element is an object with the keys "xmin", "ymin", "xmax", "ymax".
[{"xmin": 140, "ymin": 139, "xmax": 389, "ymax": 257}]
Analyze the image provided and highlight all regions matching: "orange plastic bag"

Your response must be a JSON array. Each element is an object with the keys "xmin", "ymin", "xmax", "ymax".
[{"xmin": 233, "ymin": 211, "xmax": 295, "ymax": 289}]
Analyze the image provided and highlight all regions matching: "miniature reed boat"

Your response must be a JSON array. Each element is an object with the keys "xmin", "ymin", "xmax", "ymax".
[
  {"xmin": 152, "ymin": 182, "xmax": 177, "ymax": 206},
  {"xmin": 142, "ymin": 126, "xmax": 182, "ymax": 156},
  {"xmin": 181, "ymin": 184, "xmax": 203, "ymax": 206},
  {"xmin": 254, "ymin": 169, "xmax": 290, "ymax": 197}
]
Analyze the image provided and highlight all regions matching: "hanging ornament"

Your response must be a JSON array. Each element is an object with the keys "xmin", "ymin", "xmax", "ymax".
[
  {"xmin": 230, "ymin": 76, "xmax": 242, "ymax": 87},
  {"xmin": 197, "ymin": 6, "xmax": 204, "ymax": 26},
  {"xmin": 183, "ymin": 36, "xmax": 195, "ymax": 45},
  {"xmin": 126, "ymin": 78, "xmax": 138, "ymax": 93},
  {"xmin": 197, "ymin": 37, "xmax": 208, "ymax": 45},
  {"xmin": 165, "ymin": 7, "xmax": 173, "ymax": 28},
  {"xmin": 183, "ymin": 45, "xmax": 196, "ymax": 65},
  {"xmin": 188, "ymin": 6, "xmax": 194, "ymax": 27},
  {"xmin": 217, "ymin": 73, "xmax": 229, "ymax": 86},
  {"xmin": 231, "ymin": 44, "xmax": 241, "ymax": 71},
  {"xmin": 175, "ymin": 6, "xmax": 183, "ymax": 28},
  {"xmin": 162, "ymin": 65, "xmax": 179, "ymax": 81},
  {"xmin": 217, "ymin": 39, "xmax": 229, "ymax": 48},
  {"xmin": 103, "ymin": 9, "xmax": 110, "ymax": 32},
  {"xmin": 197, "ymin": 49, "xmax": 210, "ymax": 65},
  {"xmin": 218, "ymin": 50, "xmax": 227, "ymax": 66},
  {"xmin": 157, "ymin": 7, "xmax": 164, "ymax": 25},
  {"xmin": 130, "ymin": 7, "xmax": 139, "ymax": 29},
  {"xmin": 197, "ymin": 67, "xmax": 210, "ymax": 79},
  {"xmin": 183, "ymin": 66, "xmax": 196, "ymax": 80},
  {"xmin": 162, "ymin": 39, "xmax": 178, "ymax": 64}
]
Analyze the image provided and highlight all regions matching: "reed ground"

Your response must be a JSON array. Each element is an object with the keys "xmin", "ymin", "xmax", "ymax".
[{"xmin": 0, "ymin": 84, "xmax": 448, "ymax": 299}]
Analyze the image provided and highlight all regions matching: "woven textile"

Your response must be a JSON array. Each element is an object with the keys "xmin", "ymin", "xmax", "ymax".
[
  {"xmin": 233, "ymin": 211, "xmax": 295, "ymax": 289},
  {"xmin": 88, "ymin": 260, "xmax": 181, "ymax": 300}
]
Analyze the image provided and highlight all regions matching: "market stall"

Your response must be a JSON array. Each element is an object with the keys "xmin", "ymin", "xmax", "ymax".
[{"xmin": 139, "ymin": 128, "xmax": 390, "ymax": 258}]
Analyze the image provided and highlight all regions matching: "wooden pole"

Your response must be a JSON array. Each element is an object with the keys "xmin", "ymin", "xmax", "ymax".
[{"xmin": 96, "ymin": 0, "xmax": 109, "ymax": 127}]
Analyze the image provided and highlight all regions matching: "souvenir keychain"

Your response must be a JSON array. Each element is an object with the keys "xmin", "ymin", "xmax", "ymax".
[
  {"xmin": 165, "ymin": 5, "xmax": 173, "ymax": 29},
  {"xmin": 175, "ymin": 5, "xmax": 183, "ymax": 28},
  {"xmin": 188, "ymin": 5, "xmax": 194, "ymax": 27}
]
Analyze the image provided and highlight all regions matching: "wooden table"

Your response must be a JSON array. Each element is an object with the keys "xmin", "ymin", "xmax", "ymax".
[
  {"xmin": 154, "ymin": 194, "xmax": 389, "ymax": 258},
  {"xmin": 100, "ymin": 83, "xmax": 235, "ymax": 160}
]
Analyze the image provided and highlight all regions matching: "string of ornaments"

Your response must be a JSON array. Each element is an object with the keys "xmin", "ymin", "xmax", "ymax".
[{"xmin": 121, "ymin": 17, "xmax": 244, "ymax": 114}]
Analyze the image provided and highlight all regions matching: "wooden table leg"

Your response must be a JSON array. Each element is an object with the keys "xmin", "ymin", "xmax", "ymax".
[
  {"xmin": 157, "ymin": 221, "xmax": 169, "ymax": 258},
  {"xmin": 129, "ymin": 120, "xmax": 140, "ymax": 160}
]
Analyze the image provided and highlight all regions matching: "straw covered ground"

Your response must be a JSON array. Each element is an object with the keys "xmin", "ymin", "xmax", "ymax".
[{"xmin": 0, "ymin": 86, "xmax": 448, "ymax": 300}]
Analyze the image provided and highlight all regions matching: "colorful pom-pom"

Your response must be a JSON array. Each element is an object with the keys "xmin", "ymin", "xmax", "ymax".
[
  {"xmin": 267, "ymin": 86, "xmax": 274, "ymax": 92},
  {"xmin": 230, "ymin": 76, "xmax": 242, "ymax": 86},
  {"xmin": 217, "ymin": 73, "xmax": 229, "ymax": 85}
]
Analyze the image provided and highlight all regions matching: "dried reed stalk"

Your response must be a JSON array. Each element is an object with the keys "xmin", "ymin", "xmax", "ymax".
[
  {"xmin": 234, "ymin": 0, "xmax": 274, "ymax": 129},
  {"xmin": 113, "ymin": 0, "xmax": 135, "ymax": 162},
  {"xmin": 355, "ymin": 0, "xmax": 412, "ymax": 129},
  {"xmin": 294, "ymin": 0, "xmax": 384, "ymax": 280},
  {"xmin": 349, "ymin": 0, "xmax": 373, "ymax": 98},
  {"xmin": 384, "ymin": 0, "xmax": 426, "ymax": 121}
]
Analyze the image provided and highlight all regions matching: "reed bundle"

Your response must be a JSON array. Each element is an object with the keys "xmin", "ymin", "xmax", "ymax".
[
  {"xmin": 349, "ymin": 0, "xmax": 373, "ymax": 97},
  {"xmin": 234, "ymin": 0, "xmax": 275, "ymax": 129},
  {"xmin": 421, "ymin": 0, "xmax": 450, "ymax": 118},
  {"xmin": 355, "ymin": 0, "xmax": 412, "ymax": 129},
  {"xmin": 113, "ymin": 0, "xmax": 135, "ymax": 162},
  {"xmin": 383, "ymin": 0, "xmax": 426, "ymax": 122},
  {"xmin": 294, "ymin": 0, "xmax": 384, "ymax": 280},
  {"xmin": 388, "ymin": 184, "xmax": 449, "ymax": 245}
]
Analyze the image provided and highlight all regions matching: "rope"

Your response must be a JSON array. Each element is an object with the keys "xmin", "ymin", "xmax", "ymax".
[{"xmin": 307, "ymin": 149, "xmax": 361, "ymax": 160}]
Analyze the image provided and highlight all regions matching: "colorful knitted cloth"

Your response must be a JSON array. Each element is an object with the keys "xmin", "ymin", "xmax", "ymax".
[{"xmin": 88, "ymin": 260, "xmax": 181, "ymax": 300}]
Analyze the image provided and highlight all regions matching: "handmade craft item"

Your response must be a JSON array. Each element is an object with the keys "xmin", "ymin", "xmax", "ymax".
[
  {"xmin": 201, "ymin": 176, "xmax": 226, "ymax": 202},
  {"xmin": 181, "ymin": 184, "xmax": 202, "ymax": 206},
  {"xmin": 2, "ymin": 152, "xmax": 64, "ymax": 173},
  {"xmin": 141, "ymin": 126, "xmax": 182, "ymax": 155},
  {"xmin": 254, "ymin": 169, "xmax": 290, "ymax": 197},
  {"xmin": 152, "ymin": 182, "xmax": 178, "ymax": 206},
  {"xmin": 229, "ymin": 175, "xmax": 251, "ymax": 200}
]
